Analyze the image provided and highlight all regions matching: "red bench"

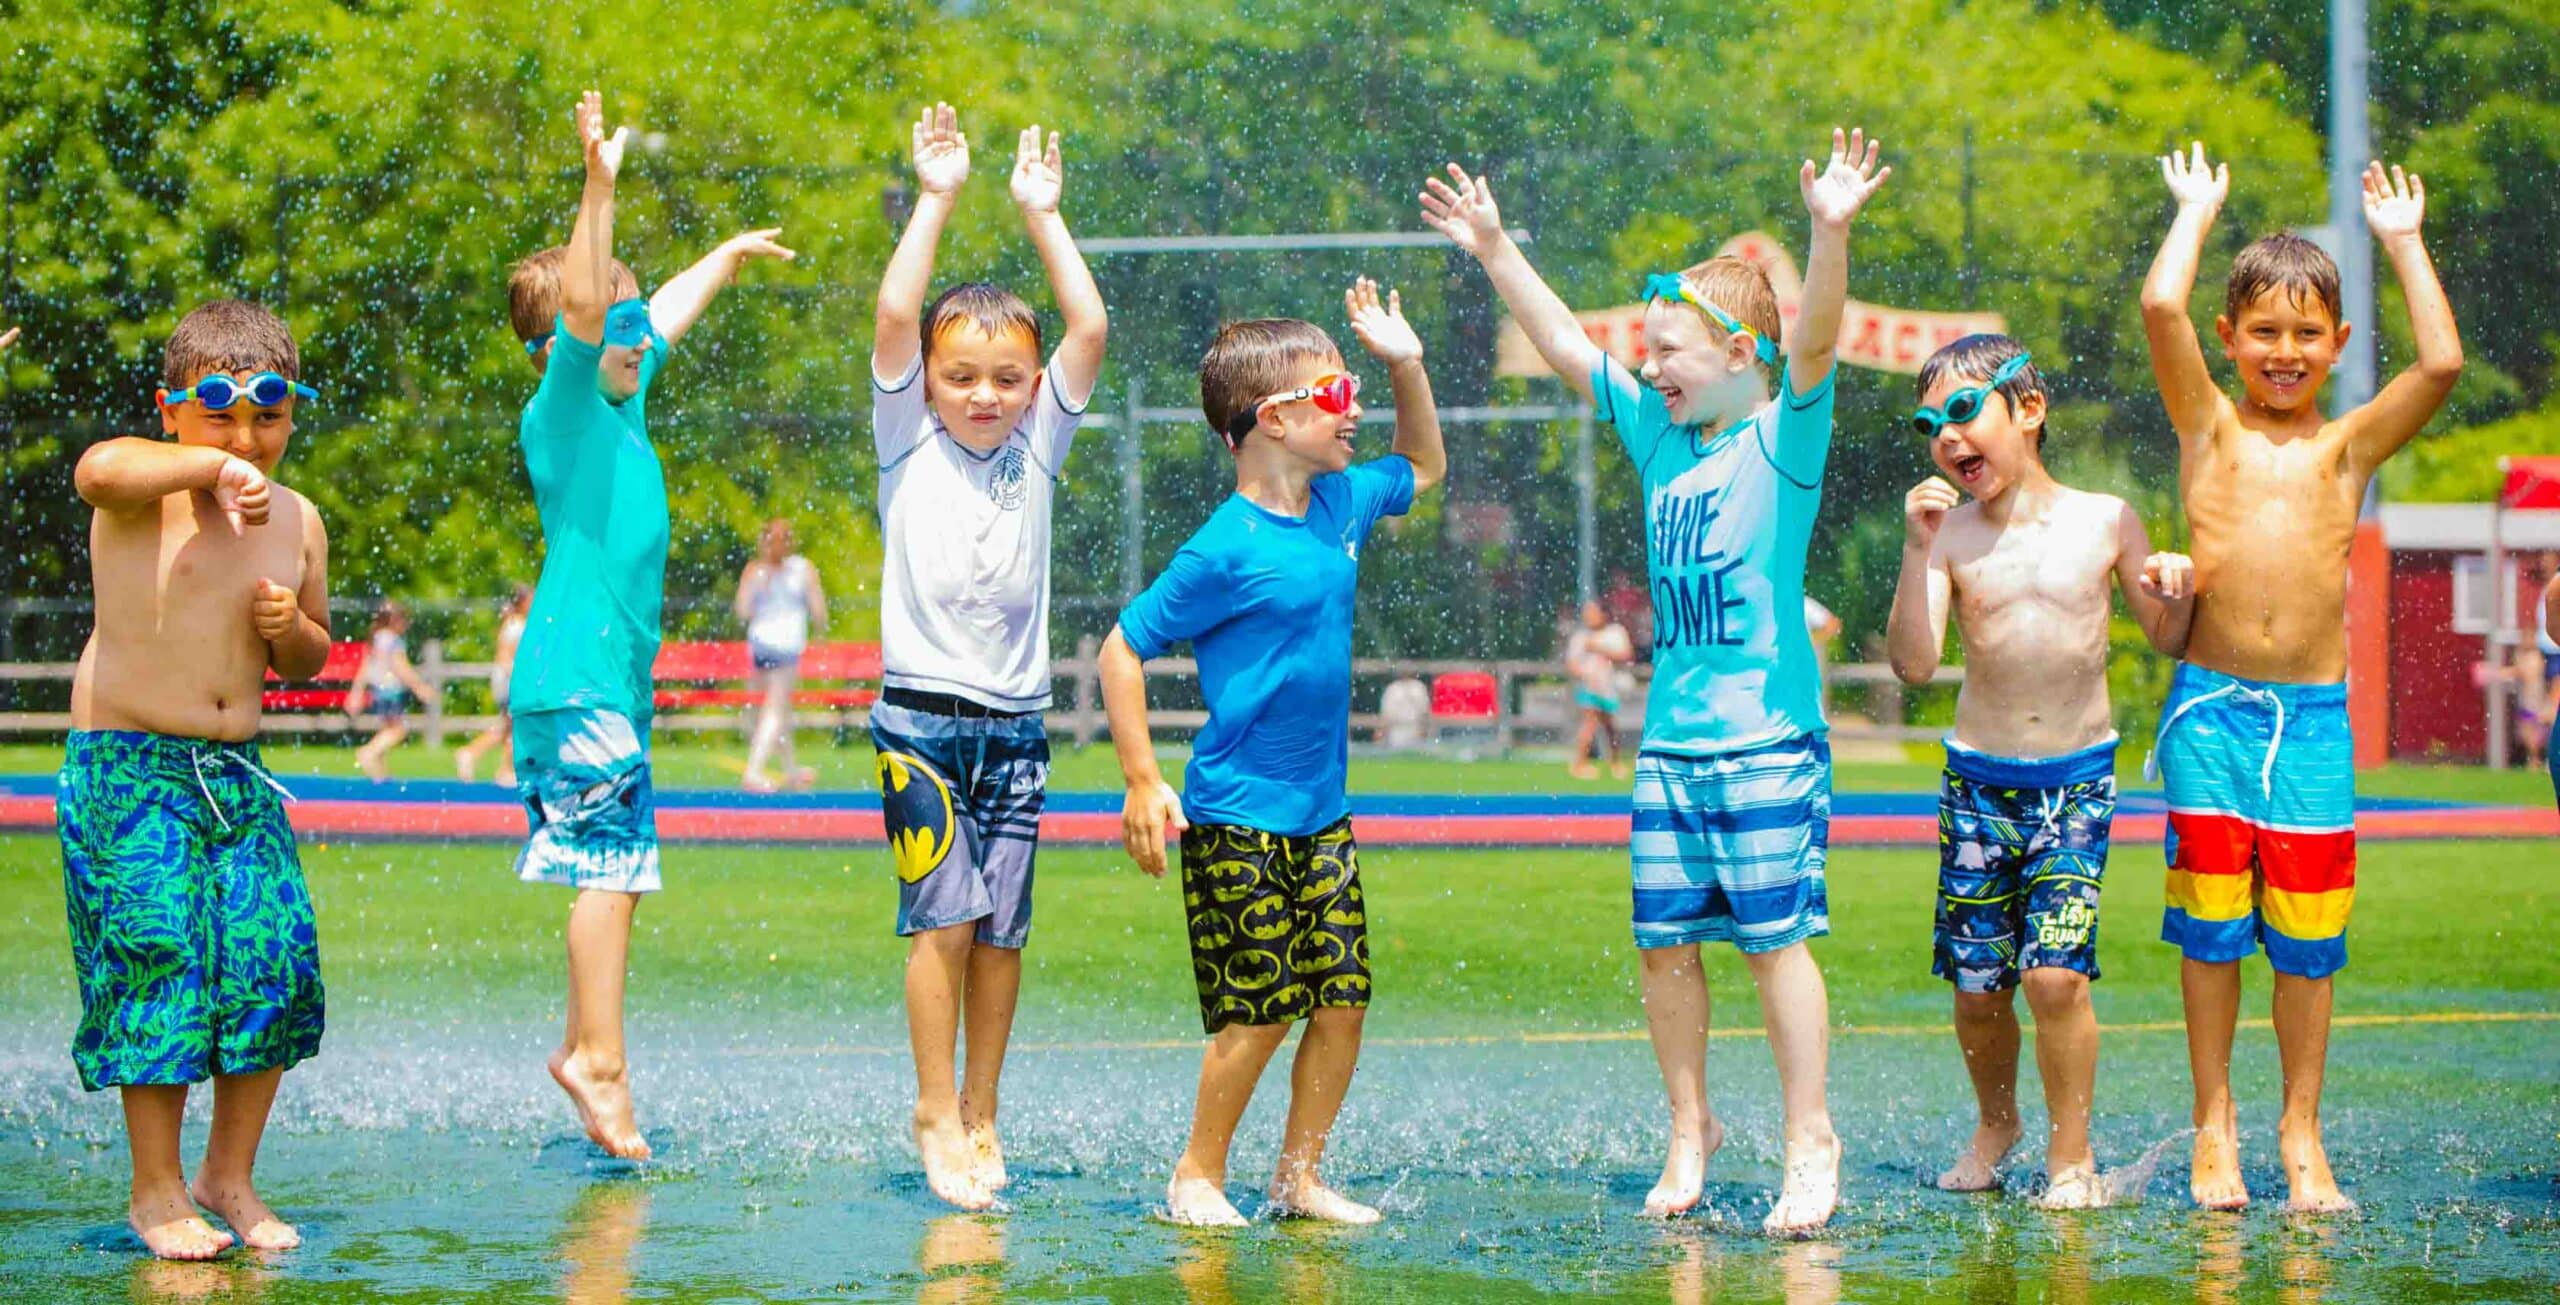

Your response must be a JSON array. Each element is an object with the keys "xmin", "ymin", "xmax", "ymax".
[
  {"xmin": 651, "ymin": 640, "xmax": 882, "ymax": 713},
  {"xmin": 262, "ymin": 640, "xmax": 368, "ymax": 712}
]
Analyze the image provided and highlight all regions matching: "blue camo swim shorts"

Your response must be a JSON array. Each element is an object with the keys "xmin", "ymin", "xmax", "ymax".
[
  {"xmin": 514, "ymin": 709, "xmax": 660, "ymax": 894},
  {"xmin": 1932, "ymin": 737, "xmax": 2117, "ymax": 993}
]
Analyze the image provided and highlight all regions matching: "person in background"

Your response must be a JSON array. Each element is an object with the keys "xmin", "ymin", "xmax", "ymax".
[
  {"xmin": 736, "ymin": 519, "xmax": 827, "ymax": 793},
  {"xmin": 2540, "ymin": 564, "xmax": 2560, "ymax": 808},
  {"xmin": 351, "ymin": 600, "xmax": 439, "ymax": 782},
  {"xmin": 456, "ymin": 586, "xmax": 532, "ymax": 785},
  {"xmin": 1564, "ymin": 601, "xmax": 1634, "ymax": 779},
  {"xmin": 1805, "ymin": 595, "xmax": 1844, "ymax": 713}
]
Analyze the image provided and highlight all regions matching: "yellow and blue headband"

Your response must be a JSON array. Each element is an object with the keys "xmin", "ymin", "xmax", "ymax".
[{"xmin": 1642, "ymin": 273, "xmax": 1779, "ymax": 366}]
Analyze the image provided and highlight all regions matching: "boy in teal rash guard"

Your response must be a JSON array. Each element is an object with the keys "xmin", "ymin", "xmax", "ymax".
[
  {"xmin": 502, "ymin": 90, "xmax": 793, "ymax": 1162},
  {"xmin": 1423, "ymin": 129, "xmax": 1890, "ymax": 1233},
  {"xmin": 1102, "ymin": 280, "xmax": 1446, "ymax": 1229}
]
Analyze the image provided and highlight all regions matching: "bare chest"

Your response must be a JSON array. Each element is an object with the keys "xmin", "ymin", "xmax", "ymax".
[{"xmin": 1946, "ymin": 518, "xmax": 2115, "ymax": 626}]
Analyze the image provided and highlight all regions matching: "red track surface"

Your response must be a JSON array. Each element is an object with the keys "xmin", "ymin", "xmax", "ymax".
[{"xmin": 2, "ymin": 795, "xmax": 2550, "ymax": 847}]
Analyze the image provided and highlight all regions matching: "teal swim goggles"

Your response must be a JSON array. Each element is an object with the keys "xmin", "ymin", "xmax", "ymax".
[
  {"xmin": 524, "ymin": 298, "xmax": 659, "ymax": 356},
  {"xmin": 1641, "ymin": 273, "xmax": 1779, "ymax": 366},
  {"xmin": 162, "ymin": 371, "xmax": 319, "ymax": 411},
  {"xmin": 1911, "ymin": 352, "xmax": 2034, "ymax": 437}
]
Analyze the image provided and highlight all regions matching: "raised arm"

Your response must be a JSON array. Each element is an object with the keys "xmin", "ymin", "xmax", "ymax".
[
  {"xmin": 1420, "ymin": 164, "xmax": 1600, "ymax": 402},
  {"xmin": 2345, "ymin": 161, "xmax": 2464, "ymax": 475},
  {"xmin": 651, "ymin": 229, "xmax": 796, "ymax": 348},
  {"xmin": 804, "ymin": 564, "xmax": 828, "ymax": 633},
  {"xmin": 1885, "ymin": 477, "xmax": 1956, "ymax": 684},
  {"xmin": 1792, "ymin": 127, "xmax": 1891, "ymax": 395},
  {"xmin": 2113, "ymin": 501, "xmax": 2196, "ymax": 657},
  {"xmin": 2139, "ymin": 142, "xmax": 2230, "ymax": 443},
  {"xmin": 1100, "ymin": 627, "xmax": 1186, "ymax": 878},
  {"xmin": 562, "ymin": 91, "xmax": 629, "ymax": 348},
  {"xmin": 76, "ymin": 439, "xmax": 268, "ymax": 527},
  {"xmin": 1346, "ymin": 277, "xmax": 1444, "ymax": 494},
  {"xmin": 875, "ymin": 103, "xmax": 968, "ymax": 384},
  {"xmin": 1011, "ymin": 125, "xmax": 1107, "ymax": 407}
]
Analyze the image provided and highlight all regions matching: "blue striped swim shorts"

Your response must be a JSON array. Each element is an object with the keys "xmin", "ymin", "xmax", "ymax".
[{"xmin": 1629, "ymin": 734, "xmax": 1831, "ymax": 952}]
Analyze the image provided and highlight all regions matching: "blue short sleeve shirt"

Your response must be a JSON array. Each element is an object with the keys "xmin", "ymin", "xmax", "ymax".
[
  {"xmin": 512, "ymin": 318, "xmax": 672, "ymax": 724},
  {"xmin": 1592, "ymin": 354, "xmax": 1835, "ymax": 756},
  {"xmin": 1117, "ymin": 455, "xmax": 1416, "ymax": 835}
]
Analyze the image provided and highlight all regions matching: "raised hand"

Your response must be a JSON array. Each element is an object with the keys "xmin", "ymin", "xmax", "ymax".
[
  {"xmin": 2140, "ymin": 551, "xmax": 2196, "ymax": 602},
  {"xmin": 1904, "ymin": 476, "xmax": 1959, "ymax": 548},
  {"xmin": 250, "ymin": 578, "xmax": 299, "ymax": 643},
  {"xmin": 1801, "ymin": 127, "xmax": 1891, "ymax": 230},
  {"xmin": 912, "ymin": 102, "xmax": 970, "ymax": 196},
  {"xmin": 1011, "ymin": 125, "xmax": 1064, "ymax": 214},
  {"xmin": 722, "ymin": 228, "xmax": 797, "ymax": 266},
  {"xmin": 0, "ymin": 326, "xmax": 18, "ymax": 353},
  {"xmin": 2160, "ymin": 141, "xmax": 2228, "ymax": 211},
  {"xmin": 1418, "ymin": 164, "xmax": 1506, "ymax": 257},
  {"xmin": 213, "ymin": 455, "xmax": 271, "ymax": 534},
  {"xmin": 2361, "ymin": 160, "xmax": 2426, "ymax": 243},
  {"xmin": 1345, "ymin": 277, "xmax": 1422, "ymax": 367},
  {"xmin": 1120, "ymin": 780, "xmax": 1188, "ymax": 879},
  {"xmin": 576, "ymin": 90, "xmax": 629, "ymax": 181}
]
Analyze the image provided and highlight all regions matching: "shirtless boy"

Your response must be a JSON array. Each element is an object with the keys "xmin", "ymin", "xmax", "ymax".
[
  {"xmin": 2140, "ymin": 144, "xmax": 2462, "ymax": 1212},
  {"xmin": 1886, "ymin": 333, "xmax": 2195, "ymax": 1209},
  {"xmin": 62, "ymin": 299, "xmax": 333, "ymax": 1258}
]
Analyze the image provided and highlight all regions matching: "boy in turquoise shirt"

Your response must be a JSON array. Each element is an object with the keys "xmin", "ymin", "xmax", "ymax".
[
  {"xmin": 501, "ymin": 90, "xmax": 792, "ymax": 1161},
  {"xmin": 1423, "ymin": 129, "xmax": 1889, "ymax": 1233}
]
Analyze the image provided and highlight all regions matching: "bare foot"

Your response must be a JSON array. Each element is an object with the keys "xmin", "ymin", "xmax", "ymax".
[
  {"xmin": 787, "ymin": 766, "xmax": 818, "ymax": 792},
  {"xmin": 1567, "ymin": 762, "xmax": 1598, "ymax": 780},
  {"xmin": 1267, "ymin": 1177, "xmax": 1381, "ymax": 1225},
  {"xmin": 1764, "ymin": 1130, "xmax": 1841, "ymax": 1236},
  {"xmin": 915, "ymin": 1111, "xmax": 992, "ymax": 1211},
  {"xmin": 549, "ymin": 1047, "xmax": 651, "ymax": 1161},
  {"xmin": 357, "ymin": 750, "xmax": 388, "ymax": 782},
  {"xmin": 2190, "ymin": 1115, "xmax": 2248, "ymax": 1211},
  {"xmin": 130, "ymin": 1187, "xmax": 232, "ymax": 1261},
  {"xmin": 1935, "ymin": 1119, "xmax": 2021, "ymax": 1192},
  {"xmin": 1643, "ymin": 1113, "xmax": 1725, "ymax": 1218},
  {"xmin": 966, "ymin": 1122, "xmax": 1009, "ymax": 1192},
  {"xmin": 741, "ymin": 773, "xmax": 779, "ymax": 795},
  {"xmin": 2037, "ymin": 1162, "xmax": 2111, "ymax": 1211},
  {"xmin": 1162, "ymin": 1174, "xmax": 1248, "ymax": 1228},
  {"xmin": 1610, "ymin": 762, "xmax": 1631, "ymax": 780},
  {"xmin": 456, "ymin": 750, "xmax": 477, "ymax": 783},
  {"xmin": 189, "ymin": 1175, "xmax": 300, "ymax": 1250},
  {"xmin": 495, "ymin": 763, "xmax": 517, "ymax": 788},
  {"xmin": 2279, "ymin": 1121, "xmax": 2356, "ymax": 1214}
]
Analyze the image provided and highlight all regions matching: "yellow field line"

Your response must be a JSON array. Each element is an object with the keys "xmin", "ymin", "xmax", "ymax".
[{"xmin": 735, "ymin": 1009, "xmax": 2560, "ymax": 1058}]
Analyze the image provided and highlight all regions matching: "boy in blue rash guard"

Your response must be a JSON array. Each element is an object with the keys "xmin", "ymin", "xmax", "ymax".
[
  {"xmin": 1423, "ymin": 129, "xmax": 1888, "ymax": 1233},
  {"xmin": 1883, "ymin": 334, "xmax": 2197, "ymax": 1210},
  {"xmin": 1102, "ymin": 279, "xmax": 1445, "ymax": 1229},
  {"xmin": 501, "ymin": 90, "xmax": 793, "ymax": 1162}
]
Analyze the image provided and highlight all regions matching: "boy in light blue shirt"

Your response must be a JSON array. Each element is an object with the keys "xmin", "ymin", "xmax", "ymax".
[
  {"xmin": 1423, "ymin": 129, "xmax": 1890, "ymax": 1233},
  {"xmin": 501, "ymin": 90, "xmax": 792, "ymax": 1162},
  {"xmin": 1102, "ymin": 279, "xmax": 1445, "ymax": 1229}
]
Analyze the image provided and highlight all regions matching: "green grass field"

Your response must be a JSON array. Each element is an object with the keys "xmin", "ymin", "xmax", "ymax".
[{"xmin": 2, "ymin": 828, "xmax": 2555, "ymax": 1301}]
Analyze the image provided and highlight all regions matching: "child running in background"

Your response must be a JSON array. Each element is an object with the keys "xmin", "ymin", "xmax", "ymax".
[
  {"xmin": 1885, "ymin": 334, "xmax": 2196, "ymax": 1209},
  {"xmin": 869, "ymin": 103, "xmax": 1107, "ymax": 1210},
  {"xmin": 2543, "ymin": 570, "xmax": 2560, "ymax": 809},
  {"xmin": 62, "ymin": 299, "xmax": 332, "ymax": 1258},
  {"xmin": 2140, "ymin": 145, "xmax": 2462, "ymax": 1212},
  {"xmin": 503, "ymin": 90, "xmax": 795, "ymax": 1161},
  {"xmin": 735, "ymin": 518, "xmax": 827, "ymax": 793},
  {"xmin": 454, "ymin": 585, "xmax": 531, "ymax": 785},
  {"xmin": 1565, "ymin": 600, "xmax": 1634, "ymax": 779},
  {"xmin": 1424, "ymin": 128, "xmax": 1888, "ymax": 1233},
  {"xmin": 351, "ymin": 600, "xmax": 438, "ymax": 781},
  {"xmin": 1104, "ymin": 278, "xmax": 1444, "ymax": 1227}
]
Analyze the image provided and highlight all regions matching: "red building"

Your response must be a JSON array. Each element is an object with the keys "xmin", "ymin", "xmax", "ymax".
[{"xmin": 2382, "ymin": 494, "xmax": 2560, "ymax": 763}]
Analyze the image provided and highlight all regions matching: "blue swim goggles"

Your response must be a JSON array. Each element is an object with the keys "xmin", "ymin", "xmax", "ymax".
[
  {"xmin": 162, "ymin": 371, "xmax": 320, "ymax": 410},
  {"xmin": 524, "ymin": 298, "xmax": 659, "ymax": 355},
  {"xmin": 1642, "ymin": 272, "xmax": 1779, "ymax": 366},
  {"xmin": 1911, "ymin": 352, "xmax": 2034, "ymax": 437}
]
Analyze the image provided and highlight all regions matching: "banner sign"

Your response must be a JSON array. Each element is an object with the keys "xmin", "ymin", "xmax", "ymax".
[{"xmin": 1496, "ymin": 231, "xmax": 2005, "ymax": 377}]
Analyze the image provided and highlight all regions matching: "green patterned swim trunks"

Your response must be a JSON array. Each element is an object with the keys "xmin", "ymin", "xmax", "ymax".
[{"xmin": 56, "ymin": 731, "xmax": 324, "ymax": 1091}]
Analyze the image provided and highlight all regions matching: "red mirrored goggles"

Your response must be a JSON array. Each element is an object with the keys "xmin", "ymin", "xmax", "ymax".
[{"xmin": 1222, "ymin": 372, "xmax": 1362, "ymax": 446}]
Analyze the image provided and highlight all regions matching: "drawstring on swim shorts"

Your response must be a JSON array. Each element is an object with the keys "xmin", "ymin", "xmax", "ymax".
[
  {"xmin": 189, "ymin": 744, "xmax": 297, "ymax": 833},
  {"xmin": 2144, "ymin": 682, "xmax": 2288, "ymax": 797}
]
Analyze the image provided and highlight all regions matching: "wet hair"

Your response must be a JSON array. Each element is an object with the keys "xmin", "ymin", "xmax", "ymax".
[
  {"xmin": 1677, "ymin": 255, "xmax": 1784, "ymax": 362},
  {"xmin": 2224, "ymin": 233, "xmax": 2342, "ymax": 328},
  {"xmin": 506, "ymin": 246, "xmax": 642, "ymax": 344},
  {"xmin": 922, "ymin": 282, "xmax": 1042, "ymax": 366},
  {"xmin": 1199, "ymin": 318, "xmax": 1340, "ymax": 449},
  {"xmin": 162, "ymin": 300, "xmax": 299, "ymax": 389},
  {"xmin": 1916, "ymin": 333, "xmax": 2048, "ymax": 447},
  {"xmin": 508, "ymin": 584, "xmax": 533, "ymax": 614}
]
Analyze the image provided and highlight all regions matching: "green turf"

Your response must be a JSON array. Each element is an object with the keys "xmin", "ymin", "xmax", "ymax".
[
  {"xmin": 2, "ymin": 735, "xmax": 2553, "ymax": 805},
  {"xmin": 1, "ymin": 833, "xmax": 2555, "ymax": 1300}
]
